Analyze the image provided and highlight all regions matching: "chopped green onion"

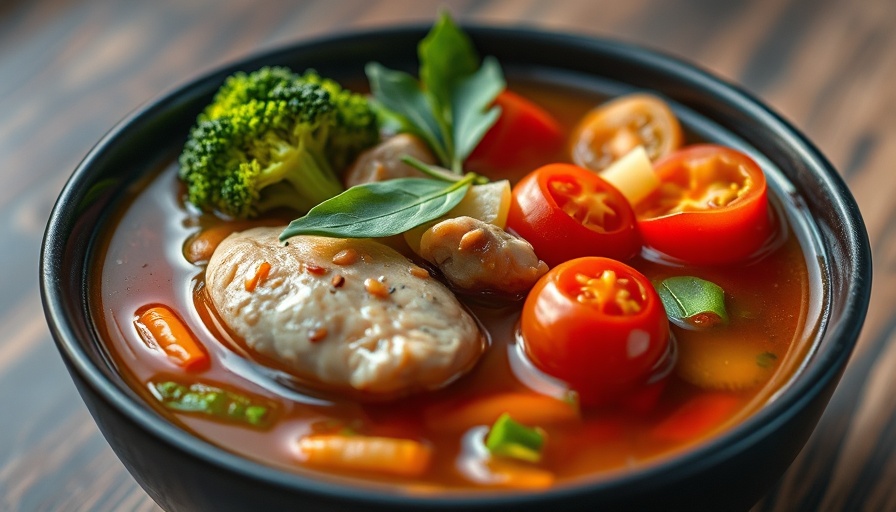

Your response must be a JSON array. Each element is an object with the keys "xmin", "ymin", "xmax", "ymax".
[
  {"xmin": 756, "ymin": 352, "xmax": 778, "ymax": 369},
  {"xmin": 149, "ymin": 380, "xmax": 274, "ymax": 428},
  {"xmin": 485, "ymin": 413, "xmax": 546, "ymax": 463},
  {"xmin": 656, "ymin": 276, "xmax": 729, "ymax": 329}
]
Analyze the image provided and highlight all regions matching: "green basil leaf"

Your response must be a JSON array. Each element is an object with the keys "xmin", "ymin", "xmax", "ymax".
[
  {"xmin": 365, "ymin": 63, "xmax": 449, "ymax": 165},
  {"xmin": 365, "ymin": 13, "xmax": 505, "ymax": 173},
  {"xmin": 419, "ymin": 11, "xmax": 479, "ymax": 116},
  {"xmin": 451, "ymin": 56, "xmax": 504, "ymax": 167},
  {"xmin": 656, "ymin": 276, "xmax": 729, "ymax": 329},
  {"xmin": 279, "ymin": 176, "xmax": 474, "ymax": 240}
]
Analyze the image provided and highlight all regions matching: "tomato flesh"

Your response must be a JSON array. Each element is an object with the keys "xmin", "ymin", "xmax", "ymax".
[
  {"xmin": 507, "ymin": 164, "xmax": 640, "ymax": 267},
  {"xmin": 636, "ymin": 145, "xmax": 772, "ymax": 265},
  {"xmin": 521, "ymin": 257, "xmax": 671, "ymax": 407},
  {"xmin": 570, "ymin": 93, "xmax": 682, "ymax": 172}
]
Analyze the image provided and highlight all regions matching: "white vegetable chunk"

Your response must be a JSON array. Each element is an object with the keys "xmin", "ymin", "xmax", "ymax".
[{"xmin": 599, "ymin": 145, "xmax": 660, "ymax": 206}]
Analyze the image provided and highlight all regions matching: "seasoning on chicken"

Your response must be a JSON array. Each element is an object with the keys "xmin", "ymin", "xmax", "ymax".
[
  {"xmin": 343, "ymin": 133, "xmax": 436, "ymax": 187},
  {"xmin": 205, "ymin": 227, "xmax": 485, "ymax": 400},
  {"xmin": 419, "ymin": 216, "xmax": 549, "ymax": 295}
]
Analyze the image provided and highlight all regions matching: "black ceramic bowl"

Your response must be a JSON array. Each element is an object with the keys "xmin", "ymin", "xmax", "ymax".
[{"xmin": 41, "ymin": 26, "xmax": 871, "ymax": 511}]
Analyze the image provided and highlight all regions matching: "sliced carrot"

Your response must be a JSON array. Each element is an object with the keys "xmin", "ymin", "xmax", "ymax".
[
  {"xmin": 244, "ymin": 261, "xmax": 271, "ymax": 292},
  {"xmin": 424, "ymin": 392, "xmax": 580, "ymax": 432},
  {"xmin": 185, "ymin": 224, "xmax": 237, "ymax": 263},
  {"xmin": 136, "ymin": 306, "xmax": 209, "ymax": 372},
  {"xmin": 296, "ymin": 434, "xmax": 432, "ymax": 477},
  {"xmin": 487, "ymin": 458, "xmax": 555, "ymax": 490},
  {"xmin": 651, "ymin": 393, "xmax": 741, "ymax": 443}
]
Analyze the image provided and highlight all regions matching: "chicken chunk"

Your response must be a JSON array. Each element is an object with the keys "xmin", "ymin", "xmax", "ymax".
[
  {"xmin": 419, "ymin": 216, "xmax": 549, "ymax": 295},
  {"xmin": 343, "ymin": 133, "xmax": 436, "ymax": 187},
  {"xmin": 205, "ymin": 227, "xmax": 484, "ymax": 400}
]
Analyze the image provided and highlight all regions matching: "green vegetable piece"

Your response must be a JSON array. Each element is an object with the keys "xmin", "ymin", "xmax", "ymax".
[
  {"xmin": 178, "ymin": 67, "xmax": 378, "ymax": 219},
  {"xmin": 756, "ymin": 352, "xmax": 779, "ymax": 369},
  {"xmin": 485, "ymin": 413, "xmax": 546, "ymax": 463},
  {"xmin": 366, "ymin": 12, "xmax": 505, "ymax": 173},
  {"xmin": 245, "ymin": 405, "xmax": 269, "ymax": 426},
  {"xmin": 279, "ymin": 174, "xmax": 476, "ymax": 240},
  {"xmin": 149, "ymin": 380, "xmax": 273, "ymax": 428},
  {"xmin": 451, "ymin": 57, "xmax": 504, "ymax": 165},
  {"xmin": 365, "ymin": 63, "xmax": 450, "ymax": 166},
  {"xmin": 656, "ymin": 276, "xmax": 729, "ymax": 329},
  {"xmin": 419, "ymin": 11, "xmax": 480, "ymax": 118}
]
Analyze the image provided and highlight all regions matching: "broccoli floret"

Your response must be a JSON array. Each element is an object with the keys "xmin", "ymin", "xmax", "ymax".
[
  {"xmin": 299, "ymin": 71, "xmax": 380, "ymax": 171},
  {"xmin": 179, "ymin": 67, "xmax": 379, "ymax": 218},
  {"xmin": 200, "ymin": 66, "xmax": 297, "ymax": 122}
]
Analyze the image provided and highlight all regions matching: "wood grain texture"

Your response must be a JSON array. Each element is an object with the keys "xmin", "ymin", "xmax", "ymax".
[{"xmin": 3, "ymin": 0, "xmax": 893, "ymax": 510}]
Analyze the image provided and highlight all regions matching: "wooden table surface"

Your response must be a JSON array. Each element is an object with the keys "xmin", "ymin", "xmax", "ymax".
[{"xmin": 3, "ymin": 0, "xmax": 894, "ymax": 510}]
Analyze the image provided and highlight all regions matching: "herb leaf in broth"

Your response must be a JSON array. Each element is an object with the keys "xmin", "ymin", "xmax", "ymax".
[
  {"xmin": 656, "ymin": 276, "xmax": 729, "ymax": 329},
  {"xmin": 366, "ymin": 12, "xmax": 505, "ymax": 173},
  {"xmin": 451, "ymin": 57, "xmax": 504, "ymax": 165},
  {"xmin": 279, "ymin": 174, "xmax": 476, "ymax": 240},
  {"xmin": 365, "ymin": 64, "xmax": 450, "ymax": 166},
  {"xmin": 149, "ymin": 380, "xmax": 274, "ymax": 428}
]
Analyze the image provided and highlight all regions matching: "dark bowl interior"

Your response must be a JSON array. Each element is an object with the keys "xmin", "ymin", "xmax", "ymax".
[{"xmin": 41, "ymin": 25, "xmax": 871, "ymax": 511}]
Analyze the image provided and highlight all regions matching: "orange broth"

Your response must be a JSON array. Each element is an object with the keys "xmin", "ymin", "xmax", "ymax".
[{"xmin": 90, "ymin": 81, "xmax": 821, "ymax": 492}]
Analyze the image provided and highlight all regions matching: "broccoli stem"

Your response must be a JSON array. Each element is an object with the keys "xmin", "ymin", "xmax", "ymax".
[{"xmin": 257, "ymin": 141, "xmax": 344, "ymax": 214}]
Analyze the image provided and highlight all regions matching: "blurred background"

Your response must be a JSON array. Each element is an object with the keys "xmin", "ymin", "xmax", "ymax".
[{"xmin": 2, "ymin": 0, "xmax": 894, "ymax": 510}]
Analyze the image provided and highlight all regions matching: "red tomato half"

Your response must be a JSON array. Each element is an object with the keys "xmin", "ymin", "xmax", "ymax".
[
  {"xmin": 507, "ymin": 163, "xmax": 640, "ymax": 267},
  {"xmin": 467, "ymin": 90, "xmax": 564, "ymax": 178},
  {"xmin": 635, "ymin": 145, "xmax": 773, "ymax": 265},
  {"xmin": 521, "ymin": 257, "xmax": 671, "ymax": 407}
]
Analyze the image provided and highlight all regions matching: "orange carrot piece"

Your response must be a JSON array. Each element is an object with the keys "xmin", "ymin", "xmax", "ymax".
[
  {"xmin": 244, "ymin": 261, "xmax": 271, "ymax": 292},
  {"xmin": 487, "ymin": 458, "xmax": 555, "ymax": 490},
  {"xmin": 185, "ymin": 224, "xmax": 240, "ymax": 264},
  {"xmin": 184, "ymin": 219, "xmax": 284, "ymax": 264},
  {"xmin": 297, "ymin": 434, "xmax": 432, "ymax": 477},
  {"xmin": 424, "ymin": 392, "xmax": 580, "ymax": 432},
  {"xmin": 136, "ymin": 306, "xmax": 209, "ymax": 371}
]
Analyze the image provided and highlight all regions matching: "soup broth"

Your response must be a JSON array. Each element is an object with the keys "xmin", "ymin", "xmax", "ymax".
[{"xmin": 91, "ymin": 80, "xmax": 821, "ymax": 491}]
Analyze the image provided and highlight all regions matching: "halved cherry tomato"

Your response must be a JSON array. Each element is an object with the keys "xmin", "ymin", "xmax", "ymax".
[
  {"xmin": 570, "ymin": 93, "xmax": 682, "ymax": 171},
  {"xmin": 520, "ymin": 257, "xmax": 671, "ymax": 407},
  {"xmin": 467, "ymin": 90, "xmax": 565, "ymax": 178},
  {"xmin": 507, "ymin": 163, "xmax": 640, "ymax": 267},
  {"xmin": 635, "ymin": 144, "xmax": 773, "ymax": 265}
]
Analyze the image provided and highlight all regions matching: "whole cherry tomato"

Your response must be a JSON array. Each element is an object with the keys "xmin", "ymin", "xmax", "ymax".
[
  {"xmin": 635, "ymin": 144, "xmax": 773, "ymax": 265},
  {"xmin": 520, "ymin": 257, "xmax": 672, "ymax": 407},
  {"xmin": 570, "ymin": 93, "xmax": 683, "ymax": 172},
  {"xmin": 467, "ymin": 90, "xmax": 565, "ymax": 178},
  {"xmin": 507, "ymin": 163, "xmax": 640, "ymax": 267}
]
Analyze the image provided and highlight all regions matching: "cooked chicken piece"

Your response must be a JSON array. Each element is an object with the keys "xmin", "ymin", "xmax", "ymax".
[
  {"xmin": 419, "ymin": 216, "xmax": 549, "ymax": 295},
  {"xmin": 343, "ymin": 133, "xmax": 436, "ymax": 187},
  {"xmin": 206, "ymin": 227, "xmax": 484, "ymax": 400}
]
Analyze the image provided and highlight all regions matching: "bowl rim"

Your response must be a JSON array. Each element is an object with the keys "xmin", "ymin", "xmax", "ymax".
[{"xmin": 40, "ymin": 23, "xmax": 872, "ymax": 507}]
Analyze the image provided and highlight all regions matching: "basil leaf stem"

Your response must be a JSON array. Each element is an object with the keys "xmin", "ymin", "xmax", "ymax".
[
  {"xmin": 279, "ymin": 175, "xmax": 476, "ymax": 240},
  {"xmin": 402, "ymin": 156, "xmax": 490, "ymax": 185}
]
